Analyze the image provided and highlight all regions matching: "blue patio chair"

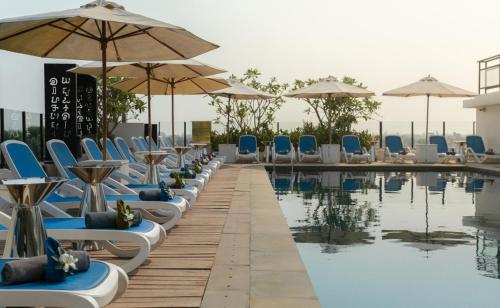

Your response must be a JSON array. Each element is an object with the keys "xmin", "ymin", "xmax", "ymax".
[
  {"xmin": 466, "ymin": 135, "xmax": 500, "ymax": 163},
  {"xmin": 342, "ymin": 135, "xmax": 371, "ymax": 163},
  {"xmin": 298, "ymin": 135, "xmax": 321, "ymax": 162},
  {"xmin": 272, "ymin": 135, "xmax": 294, "ymax": 163},
  {"xmin": 429, "ymin": 136, "xmax": 459, "ymax": 163},
  {"xmin": 237, "ymin": 135, "xmax": 259, "ymax": 162},
  {"xmin": 465, "ymin": 178, "xmax": 484, "ymax": 193},
  {"xmin": 384, "ymin": 135, "xmax": 416, "ymax": 163}
]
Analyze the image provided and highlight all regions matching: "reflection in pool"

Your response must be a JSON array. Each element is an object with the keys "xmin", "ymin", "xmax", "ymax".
[{"xmin": 271, "ymin": 171, "xmax": 500, "ymax": 308}]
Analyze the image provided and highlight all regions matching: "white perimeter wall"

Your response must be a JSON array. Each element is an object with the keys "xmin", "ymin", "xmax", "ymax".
[{"xmin": 475, "ymin": 104, "xmax": 500, "ymax": 151}]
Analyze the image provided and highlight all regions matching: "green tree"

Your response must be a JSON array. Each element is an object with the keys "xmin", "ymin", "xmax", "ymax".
[
  {"xmin": 96, "ymin": 77, "xmax": 147, "ymax": 137},
  {"xmin": 292, "ymin": 76, "xmax": 380, "ymax": 143},
  {"xmin": 209, "ymin": 68, "xmax": 288, "ymax": 138}
]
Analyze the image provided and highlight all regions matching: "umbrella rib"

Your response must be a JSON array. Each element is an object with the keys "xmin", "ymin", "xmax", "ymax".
[
  {"xmin": 60, "ymin": 19, "xmax": 99, "ymax": 40},
  {"xmin": 131, "ymin": 25, "xmax": 186, "ymax": 58},
  {"xmin": 0, "ymin": 18, "xmax": 71, "ymax": 42},
  {"xmin": 43, "ymin": 18, "xmax": 90, "ymax": 57},
  {"xmin": 111, "ymin": 26, "xmax": 153, "ymax": 40},
  {"xmin": 107, "ymin": 21, "xmax": 122, "ymax": 61},
  {"xmin": 182, "ymin": 65, "xmax": 203, "ymax": 76},
  {"xmin": 189, "ymin": 78, "xmax": 209, "ymax": 93},
  {"xmin": 125, "ymin": 79, "xmax": 147, "ymax": 93},
  {"xmin": 93, "ymin": 19, "xmax": 102, "ymax": 37},
  {"xmin": 108, "ymin": 24, "xmax": 127, "ymax": 39},
  {"xmin": 46, "ymin": 23, "xmax": 96, "ymax": 40}
]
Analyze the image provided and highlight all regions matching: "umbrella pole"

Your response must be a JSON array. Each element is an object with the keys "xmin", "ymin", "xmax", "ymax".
[
  {"xmin": 147, "ymin": 65, "xmax": 152, "ymax": 154},
  {"xmin": 425, "ymin": 94, "xmax": 430, "ymax": 144},
  {"xmin": 100, "ymin": 21, "xmax": 108, "ymax": 160},
  {"xmin": 226, "ymin": 95, "xmax": 231, "ymax": 144},
  {"xmin": 171, "ymin": 81, "xmax": 175, "ymax": 146}
]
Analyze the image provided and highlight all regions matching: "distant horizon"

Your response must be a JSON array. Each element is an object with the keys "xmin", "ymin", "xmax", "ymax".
[{"xmin": 3, "ymin": 0, "xmax": 498, "ymax": 128}]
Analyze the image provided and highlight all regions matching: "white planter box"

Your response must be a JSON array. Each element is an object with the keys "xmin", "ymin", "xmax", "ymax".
[
  {"xmin": 415, "ymin": 144, "xmax": 438, "ymax": 163},
  {"xmin": 321, "ymin": 144, "xmax": 340, "ymax": 163},
  {"xmin": 219, "ymin": 144, "xmax": 237, "ymax": 163}
]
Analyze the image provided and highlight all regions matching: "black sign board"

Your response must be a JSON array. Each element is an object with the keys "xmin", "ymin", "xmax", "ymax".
[
  {"xmin": 76, "ymin": 74, "xmax": 97, "ymax": 138},
  {"xmin": 44, "ymin": 63, "xmax": 76, "ymax": 140}
]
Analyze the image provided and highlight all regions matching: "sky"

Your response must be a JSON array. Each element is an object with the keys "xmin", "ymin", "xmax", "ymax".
[{"xmin": 2, "ymin": 0, "xmax": 500, "ymax": 133}]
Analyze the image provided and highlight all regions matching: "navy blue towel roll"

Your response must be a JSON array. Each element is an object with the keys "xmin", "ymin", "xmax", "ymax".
[
  {"xmin": 85, "ymin": 211, "xmax": 142, "ymax": 229},
  {"xmin": 2, "ymin": 251, "xmax": 91, "ymax": 285}
]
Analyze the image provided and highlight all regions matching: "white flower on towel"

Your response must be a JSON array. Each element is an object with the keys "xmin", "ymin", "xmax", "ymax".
[
  {"xmin": 125, "ymin": 211, "xmax": 134, "ymax": 222},
  {"xmin": 53, "ymin": 247, "xmax": 78, "ymax": 274}
]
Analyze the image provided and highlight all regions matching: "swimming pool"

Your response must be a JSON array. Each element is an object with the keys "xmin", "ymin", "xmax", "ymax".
[{"xmin": 270, "ymin": 171, "xmax": 500, "ymax": 308}]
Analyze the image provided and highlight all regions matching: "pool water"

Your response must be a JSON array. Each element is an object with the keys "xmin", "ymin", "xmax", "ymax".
[{"xmin": 270, "ymin": 171, "xmax": 500, "ymax": 308}]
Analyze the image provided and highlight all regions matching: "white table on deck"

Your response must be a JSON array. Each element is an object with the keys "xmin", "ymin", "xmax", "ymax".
[
  {"xmin": 321, "ymin": 144, "xmax": 340, "ymax": 163},
  {"xmin": 415, "ymin": 144, "xmax": 438, "ymax": 163}
]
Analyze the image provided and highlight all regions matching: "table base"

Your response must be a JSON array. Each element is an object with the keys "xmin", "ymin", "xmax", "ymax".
[{"xmin": 4, "ymin": 206, "xmax": 47, "ymax": 258}]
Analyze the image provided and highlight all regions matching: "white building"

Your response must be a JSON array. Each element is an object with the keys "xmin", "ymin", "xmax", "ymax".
[{"xmin": 463, "ymin": 54, "xmax": 500, "ymax": 151}]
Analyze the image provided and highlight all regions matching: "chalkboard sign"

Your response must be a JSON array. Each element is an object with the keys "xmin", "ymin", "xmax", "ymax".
[{"xmin": 76, "ymin": 74, "xmax": 97, "ymax": 138}]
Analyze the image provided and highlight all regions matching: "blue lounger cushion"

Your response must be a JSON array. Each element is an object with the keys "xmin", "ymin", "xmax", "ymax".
[
  {"xmin": 44, "ymin": 217, "xmax": 155, "ymax": 233},
  {"xmin": 0, "ymin": 218, "xmax": 155, "ymax": 233},
  {"xmin": 342, "ymin": 135, "xmax": 362, "ymax": 154},
  {"xmin": 46, "ymin": 192, "xmax": 185, "ymax": 205},
  {"xmin": 274, "ymin": 136, "xmax": 291, "ymax": 154},
  {"xmin": 299, "ymin": 136, "xmax": 317, "ymax": 154},
  {"xmin": 0, "ymin": 260, "xmax": 109, "ymax": 290}
]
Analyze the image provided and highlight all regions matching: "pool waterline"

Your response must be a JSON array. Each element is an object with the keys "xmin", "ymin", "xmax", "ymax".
[{"xmin": 271, "ymin": 170, "xmax": 500, "ymax": 308}]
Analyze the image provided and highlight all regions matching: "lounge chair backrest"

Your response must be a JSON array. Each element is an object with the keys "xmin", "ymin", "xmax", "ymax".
[
  {"xmin": 342, "ymin": 178, "xmax": 362, "ymax": 192},
  {"xmin": 239, "ymin": 135, "xmax": 257, "ymax": 154},
  {"xmin": 137, "ymin": 137, "xmax": 149, "ymax": 151},
  {"xmin": 385, "ymin": 135, "xmax": 404, "ymax": 154},
  {"xmin": 273, "ymin": 135, "xmax": 291, "ymax": 153},
  {"xmin": 46, "ymin": 139, "xmax": 78, "ymax": 179},
  {"xmin": 159, "ymin": 136, "xmax": 171, "ymax": 148},
  {"xmin": 466, "ymin": 135, "xmax": 486, "ymax": 154},
  {"xmin": 342, "ymin": 135, "xmax": 362, "ymax": 154},
  {"xmin": 1, "ymin": 140, "xmax": 47, "ymax": 178},
  {"xmin": 147, "ymin": 136, "xmax": 159, "ymax": 151},
  {"xmin": 299, "ymin": 135, "xmax": 317, "ymax": 154},
  {"xmin": 81, "ymin": 138, "xmax": 104, "ymax": 160},
  {"xmin": 429, "ymin": 135, "xmax": 448, "ymax": 154},
  {"xmin": 115, "ymin": 137, "xmax": 137, "ymax": 163},
  {"xmin": 100, "ymin": 138, "xmax": 124, "ymax": 160}
]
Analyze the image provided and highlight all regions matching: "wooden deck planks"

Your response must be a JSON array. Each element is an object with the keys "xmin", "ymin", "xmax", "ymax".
[{"xmin": 106, "ymin": 166, "xmax": 240, "ymax": 308}]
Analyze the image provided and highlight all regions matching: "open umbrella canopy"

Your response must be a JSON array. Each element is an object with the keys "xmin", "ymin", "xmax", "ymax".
[
  {"xmin": 0, "ymin": 1, "xmax": 218, "ymax": 61},
  {"xmin": 383, "ymin": 75, "xmax": 476, "ymax": 143},
  {"xmin": 111, "ymin": 76, "xmax": 229, "ymax": 95},
  {"xmin": 71, "ymin": 59, "xmax": 227, "ymax": 150},
  {"xmin": 382, "ymin": 76, "xmax": 476, "ymax": 97},
  {"xmin": 284, "ymin": 78, "xmax": 375, "ymax": 98},
  {"xmin": 0, "ymin": 0, "xmax": 219, "ymax": 159},
  {"xmin": 70, "ymin": 59, "xmax": 225, "ymax": 79},
  {"xmin": 211, "ymin": 79, "xmax": 276, "ymax": 100}
]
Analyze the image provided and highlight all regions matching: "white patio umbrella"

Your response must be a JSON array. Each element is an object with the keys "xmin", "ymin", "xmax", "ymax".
[
  {"xmin": 0, "ymin": 0, "xmax": 218, "ymax": 158},
  {"xmin": 70, "ymin": 59, "xmax": 227, "ymax": 150},
  {"xmin": 284, "ymin": 78, "xmax": 375, "ymax": 143},
  {"xmin": 383, "ymin": 75, "xmax": 476, "ymax": 143},
  {"xmin": 210, "ymin": 79, "xmax": 276, "ymax": 143},
  {"xmin": 110, "ymin": 74, "xmax": 230, "ymax": 146}
]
